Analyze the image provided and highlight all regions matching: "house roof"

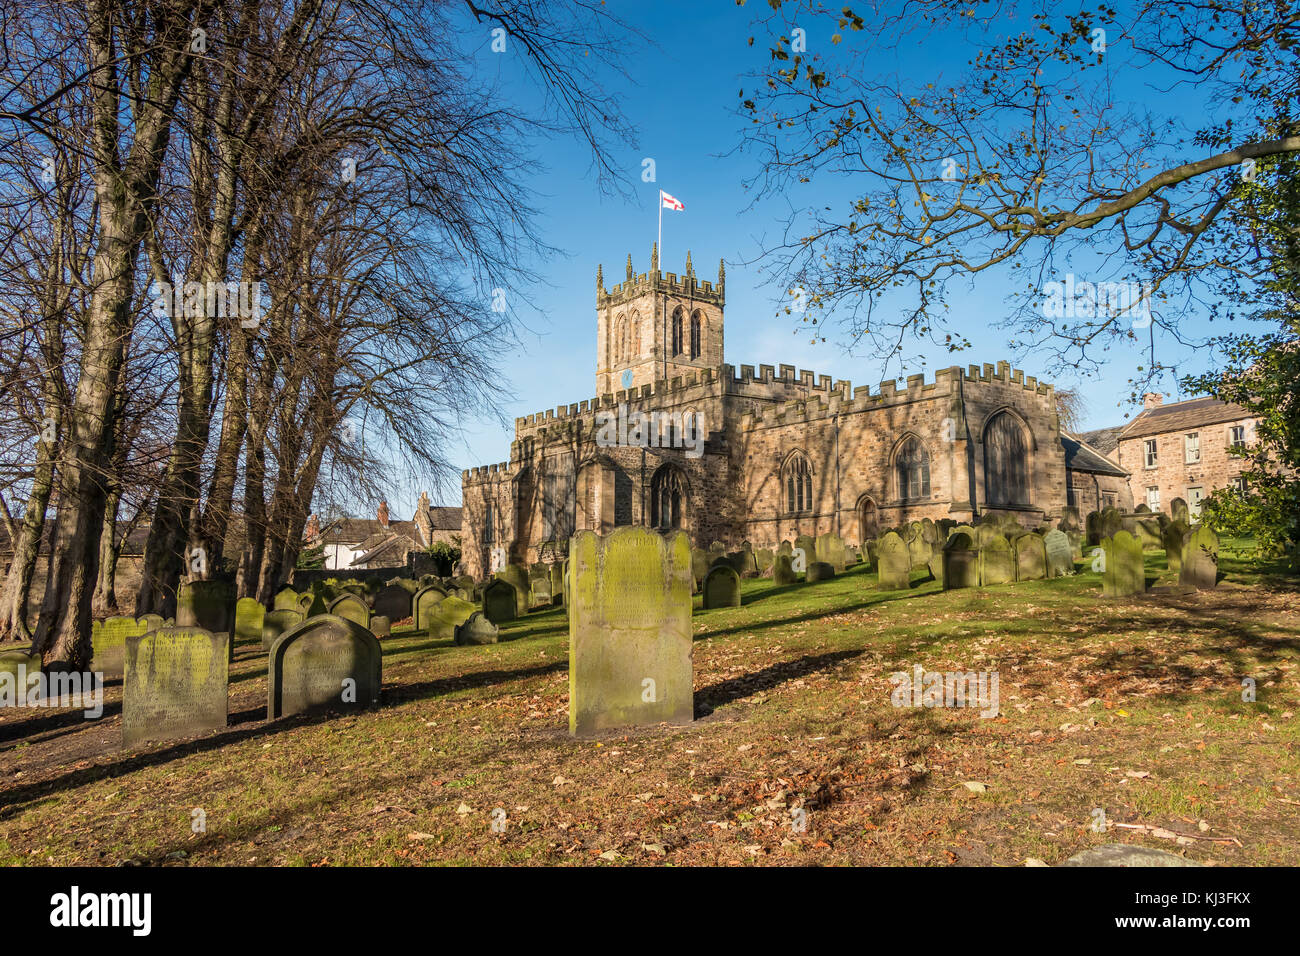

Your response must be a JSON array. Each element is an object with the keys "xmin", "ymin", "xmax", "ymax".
[
  {"xmin": 1118, "ymin": 396, "xmax": 1254, "ymax": 440},
  {"xmin": 1078, "ymin": 425, "xmax": 1124, "ymax": 458},
  {"xmin": 349, "ymin": 532, "xmax": 419, "ymax": 567},
  {"xmin": 1061, "ymin": 433, "xmax": 1129, "ymax": 478},
  {"xmin": 426, "ymin": 506, "xmax": 462, "ymax": 531}
]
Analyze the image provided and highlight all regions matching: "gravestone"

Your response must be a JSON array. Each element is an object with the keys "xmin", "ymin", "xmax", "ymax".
[
  {"xmin": 273, "ymin": 587, "xmax": 300, "ymax": 611},
  {"xmin": 794, "ymin": 535, "xmax": 816, "ymax": 567},
  {"xmin": 393, "ymin": 577, "xmax": 421, "ymax": 594},
  {"xmin": 921, "ymin": 518, "xmax": 939, "ymax": 545},
  {"xmin": 267, "ymin": 615, "xmax": 381, "ymax": 719},
  {"xmin": 876, "ymin": 532, "xmax": 911, "ymax": 590},
  {"xmin": 1059, "ymin": 506, "xmax": 1081, "ymax": 533},
  {"xmin": 1180, "ymin": 525, "xmax": 1219, "ymax": 590},
  {"xmin": 1163, "ymin": 518, "xmax": 1190, "ymax": 573},
  {"xmin": 737, "ymin": 548, "xmax": 760, "ymax": 578},
  {"xmin": 942, "ymin": 532, "xmax": 978, "ymax": 590},
  {"xmin": 702, "ymin": 565, "xmax": 741, "ymax": 609},
  {"xmin": 412, "ymin": 583, "xmax": 448, "ymax": 631},
  {"xmin": 496, "ymin": 564, "xmax": 531, "ymax": 616},
  {"xmin": 806, "ymin": 561, "xmax": 835, "ymax": 583},
  {"xmin": 708, "ymin": 540, "xmax": 726, "ymax": 556},
  {"xmin": 0, "ymin": 645, "xmax": 39, "ymax": 686},
  {"xmin": 690, "ymin": 548, "xmax": 709, "ymax": 587},
  {"xmin": 1170, "ymin": 497, "xmax": 1190, "ymax": 525},
  {"xmin": 529, "ymin": 563, "xmax": 552, "ymax": 606},
  {"xmin": 1043, "ymin": 529, "xmax": 1073, "ymax": 578},
  {"xmin": 262, "ymin": 608, "xmax": 304, "ymax": 650},
  {"xmin": 455, "ymin": 610, "xmax": 500, "ymax": 646},
  {"xmin": 926, "ymin": 546, "xmax": 943, "ymax": 584},
  {"xmin": 427, "ymin": 596, "xmax": 479, "ymax": 641},
  {"xmin": 777, "ymin": 540, "xmax": 793, "ymax": 556},
  {"xmin": 773, "ymin": 552, "xmax": 798, "ymax": 585},
  {"xmin": 327, "ymin": 593, "xmax": 370, "ymax": 629},
  {"xmin": 1134, "ymin": 503, "xmax": 1150, "ymax": 514},
  {"xmin": 481, "ymin": 579, "xmax": 519, "ymax": 625},
  {"xmin": 1013, "ymin": 534, "xmax": 1047, "ymax": 582},
  {"xmin": 92, "ymin": 616, "xmax": 147, "ymax": 678},
  {"xmin": 906, "ymin": 532, "xmax": 931, "ymax": 569},
  {"xmin": 814, "ymin": 532, "xmax": 846, "ymax": 571},
  {"xmin": 122, "ymin": 627, "xmax": 228, "ymax": 747},
  {"xmin": 1100, "ymin": 531, "xmax": 1146, "ymax": 597},
  {"xmin": 550, "ymin": 563, "xmax": 565, "ymax": 606},
  {"xmin": 176, "ymin": 580, "xmax": 234, "ymax": 633},
  {"xmin": 139, "ymin": 613, "xmax": 166, "ymax": 633},
  {"xmin": 372, "ymin": 584, "xmax": 412, "ymax": 624},
  {"xmin": 1085, "ymin": 511, "xmax": 1102, "ymax": 546},
  {"xmin": 979, "ymin": 536, "xmax": 1014, "ymax": 586},
  {"xmin": 974, "ymin": 523, "xmax": 1003, "ymax": 550},
  {"xmin": 756, "ymin": 548, "xmax": 774, "ymax": 574},
  {"xmin": 1100, "ymin": 507, "xmax": 1123, "ymax": 539},
  {"xmin": 369, "ymin": 615, "xmax": 391, "ymax": 638},
  {"xmin": 234, "ymin": 598, "xmax": 265, "ymax": 648},
  {"xmin": 568, "ymin": 527, "xmax": 693, "ymax": 736}
]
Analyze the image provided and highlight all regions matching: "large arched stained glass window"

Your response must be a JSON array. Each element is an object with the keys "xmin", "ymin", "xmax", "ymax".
[
  {"xmin": 784, "ymin": 453, "xmax": 813, "ymax": 513},
  {"xmin": 895, "ymin": 436, "xmax": 930, "ymax": 500},
  {"xmin": 650, "ymin": 465, "xmax": 688, "ymax": 531}
]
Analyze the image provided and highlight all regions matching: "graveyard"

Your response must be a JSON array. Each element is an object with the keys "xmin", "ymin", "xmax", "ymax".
[{"xmin": 2, "ymin": 528, "xmax": 1296, "ymax": 867}]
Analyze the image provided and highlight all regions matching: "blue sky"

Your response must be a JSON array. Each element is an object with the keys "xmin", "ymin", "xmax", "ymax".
[{"xmin": 383, "ymin": 1, "xmax": 1244, "ymax": 517}]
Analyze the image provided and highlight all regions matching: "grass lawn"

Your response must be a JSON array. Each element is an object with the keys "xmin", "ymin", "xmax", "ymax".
[{"xmin": 2, "ymin": 548, "xmax": 1297, "ymax": 866}]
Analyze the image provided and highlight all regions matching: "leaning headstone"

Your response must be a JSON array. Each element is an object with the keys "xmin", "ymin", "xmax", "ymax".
[
  {"xmin": 267, "ymin": 615, "xmax": 381, "ymax": 719},
  {"xmin": 806, "ymin": 561, "xmax": 835, "ymax": 583},
  {"xmin": 454, "ymin": 610, "xmax": 500, "ymax": 646},
  {"xmin": 773, "ymin": 552, "xmax": 798, "ymax": 585},
  {"xmin": 481, "ymin": 579, "xmax": 519, "ymax": 625},
  {"xmin": 496, "ymin": 563, "xmax": 531, "ymax": 616},
  {"xmin": 876, "ymin": 532, "xmax": 911, "ymax": 590},
  {"xmin": 1043, "ymin": 529, "xmax": 1073, "ymax": 578},
  {"xmin": 92, "ymin": 616, "xmax": 147, "ymax": 678},
  {"xmin": 942, "ymin": 532, "xmax": 978, "ymax": 590},
  {"xmin": 1170, "ymin": 497, "xmax": 1189, "ymax": 525},
  {"xmin": 262, "ymin": 608, "xmax": 304, "ymax": 651},
  {"xmin": 176, "ymin": 580, "xmax": 233, "ymax": 633},
  {"xmin": 1163, "ymin": 518, "xmax": 1190, "ymax": 573},
  {"xmin": 1180, "ymin": 525, "xmax": 1219, "ymax": 590},
  {"xmin": 428, "ymin": 596, "xmax": 478, "ymax": 641},
  {"xmin": 702, "ymin": 565, "xmax": 742, "ymax": 609},
  {"xmin": 979, "ymin": 536, "xmax": 1015, "ymax": 586},
  {"xmin": 1100, "ymin": 531, "xmax": 1146, "ymax": 597},
  {"xmin": 814, "ymin": 532, "xmax": 846, "ymax": 571},
  {"xmin": 234, "ymin": 598, "xmax": 265, "ymax": 647},
  {"xmin": 568, "ymin": 527, "xmax": 693, "ymax": 736},
  {"xmin": 372, "ymin": 584, "xmax": 412, "ymax": 624},
  {"xmin": 274, "ymin": 587, "xmax": 300, "ymax": 611},
  {"xmin": 1013, "ymin": 534, "xmax": 1047, "ymax": 582},
  {"xmin": 412, "ymin": 583, "xmax": 448, "ymax": 631},
  {"xmin": 122, "ymin": 626, "xmax": 228, "ymax": 747},
  {"xmin": 327, "ymin": 593, "xmax": 369, "ymax": 629},
  {"xmin": 926, "ymin": 547, "xmax": 944, "ymax": 585}
]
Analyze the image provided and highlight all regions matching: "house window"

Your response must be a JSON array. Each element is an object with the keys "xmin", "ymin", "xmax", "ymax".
[
  {"xmin": 1146, "ymin": 486, "xmax": 1160, "ymax": 511},
  {"xmin": 1229, "ymin": 425, "xmax": 1245, "ymax": 449},
  {"xmin": 1188, "ymin": 486, "xmax": 1205, "ymax": 517},
  {"xmin": 1231, "ymin": 475, "xmax": 1247, "ymax": 494},
  {"xmin": 1185, "ymin": 433, "xmax": 1200, "ymax": 464},
  {"xmin": 896, "ymin": 436, "xmax": 931, "ymax": 501},
  {"xmin": 784, "ymin": 453, "xmax": 814, "ymax": 513},
  {"xmin": 1144, "ymin": 439, "xmax": 1158, "ymax": 469},
  {"xmin": 1102, "ymin": 492, "xmax": 1116, "ymax": 509}
]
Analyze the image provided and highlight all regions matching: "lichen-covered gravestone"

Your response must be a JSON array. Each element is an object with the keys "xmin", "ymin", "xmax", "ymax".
[
  {"xmin": 370, "ymin": 615, "xmax": 391, "ymax": 638},
  {"xmin": 1180, "ymin": 525, "xmax": 1219, "ymax": 590},
  {"xmin": 979, "ymin": 536, "xmax": 1014, "ymax": 586},
  {"xmin": 123, "ymin": 627, "xmax": 228, "ymax": 747},
  {"xmin": 550, "ymin": 563, "xmax": 565, "ymax": 606},
  {"xmin": 1163, "ymin": 518, "xmax": 1190, "ymax": 573},
  {"xmin": 690, "ymin": 548, "xmax": 709, "ymax": 588},
  {"xmin": 529, "ymin": 563, "xmax": 553, "ymax": 606},
  {"xmin": 273, "ymin": 587, "xmax": 300, "ymax": 611},
  {"xmin": 568, "ymin": 527, "xmax": 693, "ymax": 736},
  {"xmin": 327, "ymin": 593, "xmax": 369, "ymax": 629},
  {"xmin": 372, "ymin": 584, "xmax": 412, "ymax": 624},
  {"xmin": 702, "ymin": 565, "xmax": 741, "ymax": 609},
  {"xmin": 267, "ymin": 614, "xmax": 381, "ymax": 719},
  {"xmin": 1013, "ymin": 534, "xmax": 1047, "ymax": 582},
  {"xmin": 481, "ymin": 579, "xmax": 519, "ymax": 624},
  {"xmin": 412, "ymin": 583, "xmax": 448, "ymax": 631},
  {"xmin": 794, "ymin": 535, "xmax": 816, "ymax": 567},
  {"xmin": 942, "ymin": 532, "xmax": 978, "ymax": 590},
  {"xmin": 92, "ymin": 616, "xmax": 147, "ymax": 678},
  {"xmin": 427, "ymin": 596, "xmax": 478, "ymax": 641},
  {"xmin": 773, "ymin": 552, "xmax": 798, "ymax": 585},
  {"xmin": 1100, "ymin": 530, "xmax": 1146, "ymax": 597},
  {"xmin": 814, "ymin": 532, "xmax": 846, "ymax": 571},
  {"xmin": 262, "ymin": 608, "xmax": 304, "ymax": 651},
  {"xmin": 496, "ymin": 563, "xmax": 531, "ymax": 616},
  {"xmin": 1170, "ymin": 497, "xmax": 1190, "ymax": 525},
  {"xmin": 756, "ymin": 548, "xmax": 774, "ymax": 574},
  {"xmin": 1043, "ymin": 529, "xmax": 1073, "ymax": 578},
  {"xmin": 234, "ymin": 598, "xmax": 265, "ymax": 647},
  {"xmin": 454, "ymin": 610, "xmax": 500, "ymax": 646},
  {"xmin": 0, "ymin": 645, "xmax": 39, "ymax": 688},
  {"xmin": 876, "ymin": 532, "xmax": 911, "ymax": 590},
  {"xmin": 807, "ymin": 561, "xmax": 835, "ymax": 583},
  {"xmin": 177, "ymin": 580, "xmax": 234, "ymax": 633}
]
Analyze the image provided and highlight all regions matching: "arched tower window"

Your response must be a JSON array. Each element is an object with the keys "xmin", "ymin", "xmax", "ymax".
[
  {"xmin": 783, "ymin": 452, "xmax": 813, "ymax": 514},
  {"xmin": 895, "ymin": 436, "xmax": 931, "ymax": 500},
  {"xmin": 671, "ymin": 307, "xmax": 684, "ymax": 356},
  {"xmin": 690, "ymin": 311, "xmax": 702, "ymax": 359},
  {"xmin": 650, "ymin": 465, "xmax": 689, "ymax": 531},
  {"xmin": 614, "ymin": 315, "xmax": 627, "ymax": 364},
  {"xmin": 985, "ymin": 411, "xmax": 1030, "ymax": 506}
]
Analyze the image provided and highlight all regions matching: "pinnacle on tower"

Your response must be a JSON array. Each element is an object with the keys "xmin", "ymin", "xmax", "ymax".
[
  {"xmin": 685, "ymin": 250, "xmax": 693, "ymax": 276},
  {"xmin": 651, "ymin": 241, "xmax": 658, "ymax": 273},
  {"xmin": 625, "ymin": 254, "xmax": 633, "ymax": 281},
  {"xmin": 596, "ymin": 263, "xmax": 603, "ymax": 291},
  {"xmin": 718, "ymin": 258, "xmax": 725, "ymax": 286}
]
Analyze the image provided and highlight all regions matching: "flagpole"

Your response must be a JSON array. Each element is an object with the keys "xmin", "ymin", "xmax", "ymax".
[{"xmin": 658, "ymin": 189, "xmax": 663, "ymax": 266}]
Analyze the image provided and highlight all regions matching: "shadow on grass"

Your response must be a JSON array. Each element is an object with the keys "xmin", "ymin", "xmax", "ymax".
[{"xmin": 695, "ymin": 649, "xmax": 864, "ymax": 718}]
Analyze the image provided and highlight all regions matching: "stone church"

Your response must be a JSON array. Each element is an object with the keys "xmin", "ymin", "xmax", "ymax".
[{"xmin": 458, "ymin": 250, "xmax": 1131, "ymax": 579}]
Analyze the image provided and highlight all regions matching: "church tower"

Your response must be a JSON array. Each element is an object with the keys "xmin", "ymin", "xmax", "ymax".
[{"xmin": 595, "ymin": 246, "xmax": 725, "ymax": 395}]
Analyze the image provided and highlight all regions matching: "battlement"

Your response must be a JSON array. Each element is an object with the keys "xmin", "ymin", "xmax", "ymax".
[
  {"xmin": 462, "ymin": 461, "xmax": 513, "ymax": 484},
  {"xmin": 597, "ymin": 248, "xmax": 725, "ymax": 308}
]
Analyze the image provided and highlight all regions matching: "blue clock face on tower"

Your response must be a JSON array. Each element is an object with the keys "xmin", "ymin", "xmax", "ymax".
[{"xmin": 621, "ymin": 369, "xmax": 633, "ymax": 389}]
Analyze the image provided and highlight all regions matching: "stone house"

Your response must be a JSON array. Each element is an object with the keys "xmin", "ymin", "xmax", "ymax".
[{"xmin": 311, "ymin": 495, "xmax": 463, "ymax": 570}]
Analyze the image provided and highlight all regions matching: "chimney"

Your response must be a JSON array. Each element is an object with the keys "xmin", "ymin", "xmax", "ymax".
[
  {"xmin": 415, "ymin": 491, "xmax": 432, "ymax": 545},
  {"xmin": 1143, "ymin": 392, "xmax": 1164, "ymax": 409},
  {"xmin": 305, "ymin": 513, "xmax": 320, "ymax": 541},
  {"xmin": 377, "ymin": 500, "xmax": 390, "ymax": 528}
]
